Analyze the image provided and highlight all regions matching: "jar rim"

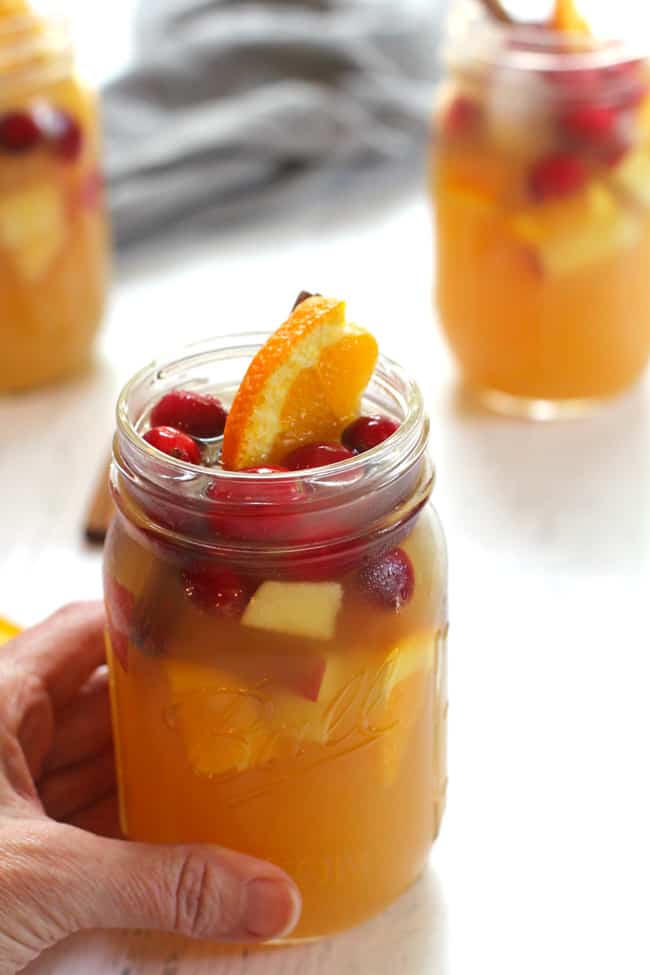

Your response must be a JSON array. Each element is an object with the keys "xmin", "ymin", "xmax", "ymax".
[
  {"xmin": 116, "ymin": 331, "xmax": 429, "ymax": 485},
  {"xmin": 0, "ymin": 9, "xmax": 72, "ymax": 96},
  {"xmin": 112, "ymin": 333, "xmax": 433, "ymax": 561},
  {"xmin": 445, "ymin": 2, "xmax": 648, "ymax": 75}
]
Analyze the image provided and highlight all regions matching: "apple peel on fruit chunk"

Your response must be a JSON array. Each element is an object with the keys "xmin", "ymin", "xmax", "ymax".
[
  {"xmin": 609, "ymin": 149, "xmax": 650, "ymax": 208},
  {"xmin": 242, "ymin": 581, "xmax": 343, "ymax": 641},
  {"xmin": 0, "ymin": 184, "xmax": 65, "ymax": 281},
  {"xmin": 509, "ymin": 184, "xmax": 641, "ymax": 276},
  {"xmin": 221, "ymin": 295, "xmax": 378, "ymax": 469}
]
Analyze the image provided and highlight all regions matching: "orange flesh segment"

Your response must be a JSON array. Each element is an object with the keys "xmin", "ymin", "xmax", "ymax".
[
  {"xmin": 222, "ymin": 295, "xmax": 379, "ymax": 469},
  {"xmin": 0, "ymin": 617, "xmax": 20, "ymax": 646},
  {"xmin": 549, "ymin": 0, "xmax": 589, "ymax": 33}
]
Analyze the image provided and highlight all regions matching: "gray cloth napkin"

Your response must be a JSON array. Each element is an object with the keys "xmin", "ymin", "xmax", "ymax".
[{"xmin": 102, "ymin": 0, "xmax": 445, "ymax": 248}]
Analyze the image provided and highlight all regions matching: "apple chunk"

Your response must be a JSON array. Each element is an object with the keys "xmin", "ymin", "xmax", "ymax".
[
  {"xmin": 0, "ymin": 184, "xmax": 65, "ymax": 281},
  {"xmin": 242, "ymin": 581, "xmax": 343, "ymax": 641},
  {"xmin": 609, "ymin": 149, "xmax": 650, "ymax": 208},
  {"xmin": 509, "ymin": 183, "xmax": 640, "ymax": 276},
  {"xmin": 222, "ymin": 647, "xmax": 327, "ymax": 702}
]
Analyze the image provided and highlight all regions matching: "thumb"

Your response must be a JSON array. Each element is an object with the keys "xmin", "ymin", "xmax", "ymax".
[{"xmin": 12, "ymin": 821, "xmax": 301, "ymax": 952}]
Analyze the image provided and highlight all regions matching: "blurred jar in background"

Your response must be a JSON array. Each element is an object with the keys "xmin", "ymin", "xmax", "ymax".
[
  {"xmin": 431, "ymin": 0, "xmax": 650, "ymax": 418},
  {"xmin": 0, "ymin": 0, "xmax": 109, "ymax": 392}
]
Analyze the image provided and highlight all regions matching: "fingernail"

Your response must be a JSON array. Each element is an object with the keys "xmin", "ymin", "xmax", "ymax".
[{"xmin": 245, "ymin": 877, "xmax": 301, "ymax": 940}]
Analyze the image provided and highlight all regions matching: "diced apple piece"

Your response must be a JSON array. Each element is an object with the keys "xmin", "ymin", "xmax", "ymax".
[
  {"xmin": 375, "ymin": 630, "xmax": 439, "ymax": 787},
  {"xmin": 242, "ymin": 581, "xmax": 343, "ymax": 641},
  {"xmin": 609, "ymin": 149, "xmax": 650, "ymax": 208},
  {"xmin": 0, "ymin": 184, "xmax": 65, "ymax": 281},
  {"xmin": 509, "ymin": 183, "xmax": 641, "ymax": 275},
  {"xmin": 222, "ymin": 647, "xmax": 327, "ymax": 702}
]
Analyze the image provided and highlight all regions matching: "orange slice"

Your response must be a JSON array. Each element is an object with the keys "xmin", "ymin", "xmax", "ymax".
[
  {"xmin": 549, "ymin": 0, "xmax": 589, "ymax": 34},
  {"xmin": 0, "ymin": 616, "xmax": 20, "ymax": 646},
  {"xmin": 222, "ymin": 295, "xmax": 379, "ymax": 469}
]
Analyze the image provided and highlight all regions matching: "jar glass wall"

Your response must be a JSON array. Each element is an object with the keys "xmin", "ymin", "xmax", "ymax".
[
  {"xmin": 0, "ymin": 2, "xmax": 110, "ymax": 391},
  {"xmin": 432, "ymin": 0, "xmax": 650, "ymax": 417},
  {"xmin": 103, "ymin": 336, "xmax": 448, "ymax": 941}
]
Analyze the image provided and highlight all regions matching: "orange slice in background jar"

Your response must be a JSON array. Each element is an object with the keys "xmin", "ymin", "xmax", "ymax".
[
  {"xmin": 549, "ymin": 0, "xmax": 589, "ymax": 34},
  {"xmin": 221, "ymin": 295, "xmax": 379, "ymax": 469},
  {"xmin": 0, "ymin": 616, "xmax": 20, "ymax": 646}
]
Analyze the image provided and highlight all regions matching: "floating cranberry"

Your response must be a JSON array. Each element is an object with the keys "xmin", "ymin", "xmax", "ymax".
[
  {"xmin": 560, "ymin": 104, "xmax": 617, "ymax": 146},
  {"xmin": 284, "ymin": 442, "xmax": 356, "ymax": 471},
  {"xmin": 47, "ymin": 111, "xmax": 83, "ymax": 162},
  {"xmin": 79, "ymin": 168, "xmax": 104, "ymax": 208},
  {"xmin": 182, "ymin": 566, "xmax": 252, "ymax": 617},
  {"xmin": 151, "ymin": 389, "xmax": 228, "ymax": 439},
  {"xmin": 441, "ymin": 95, "xmax": 481, "ymax": 137},
  {"xmin": 342, "ymin": 415, "xmax": 399, "ymax": 453},
  {"xmin": 207, "ymin": 466, "xmax": 303, "ymax": 541},
  {"xmin": 103, "ymin": 573, "xmax": 134, "ymax": 672},
  {"xmin": 544, "ymin": 67, "xmax": 601, "ymax": 96},
  {"xmin": 0, "ymin": 111, "xmax": 42, "ymax": 153},
  {"xmin": 529, "ymin": 153, "xmax": 587, "ymax": 201},
  {"xmin": 358, "ymin": 548, "xmax": 415, "ymax": 611},
  {"xmin": 143, "ymin": 426, "xmax": 202, "ymax": 464}
]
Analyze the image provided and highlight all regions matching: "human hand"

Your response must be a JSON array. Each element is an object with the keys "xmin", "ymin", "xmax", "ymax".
[{"xmin": 0, "ymin": 602, "xmax": 301, "ymax": 975}]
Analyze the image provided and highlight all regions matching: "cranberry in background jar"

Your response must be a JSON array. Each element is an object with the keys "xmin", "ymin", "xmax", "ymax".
[
  {"xmin": 0, "ymin": 1, "xmax": 110, "ymax": 391},
  {"xmin": 432, "ymin": 0, "xmax": 650, "ymax": 418}
]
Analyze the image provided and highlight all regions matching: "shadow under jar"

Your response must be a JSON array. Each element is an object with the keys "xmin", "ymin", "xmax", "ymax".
[
  {"xmin": 432, "ymin": 0, "xmax": 650, "ymax": 418},
  {"xmin": 0, "ymin": 2, "xmax": 110, "ymax": 391},
  {"xmin": 103, "ymin": 335, "xmax": 448, "ymax": 942}
]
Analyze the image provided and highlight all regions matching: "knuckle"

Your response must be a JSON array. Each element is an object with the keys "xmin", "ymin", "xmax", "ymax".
[
  {"xmin": 52, "ymin": 601, "xmax": 91, "ymax": 625},
  {"xmin": 172, "ymin": 852, "xmax": 236, "ymax": 939}
]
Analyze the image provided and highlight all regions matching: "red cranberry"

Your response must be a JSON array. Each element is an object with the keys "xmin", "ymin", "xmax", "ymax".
[
  {"xmin": 284, "ymin": 442, "xmax": 356, "ymax": 471},
  {"xmin": 342, "ymin": 415, "xmax": 399, "ymax": 453},
  {"xmin": 441, "ymin": 95, "xmax": 482, "ymax": 137},
  {"xmin": 600, "ymin": 60, "xmax": 646, "ymax": 106},
  {"xmin": 182, "ymin": 566, "xmax": 252, "ymax": 616},
  {"xmin": 544, "ymin": 67, "xmax": 602, "ymax": 95},
  {"xmin": 207, "ymin": 466, "xmax": 303, "ymax": 541},
  {"xmin": 529, "ymin": 153, "xmax": 587, "ymax": 201},
  {"xmin": 103, "ymin": 573, "xmax": 134, "ymax": 672},
  {"xmin": 151, "ymin": 389, "xmax": 228, "ymax": 439},
  {"xmin": 358, "ymin": 548, "xmax": 415, "ymax": 611},
  {"xmin": 0, "ymin": 111, "xmax": 42, "ymax": 153},
  {"xmin": 47, "ymin": 111, "xmax": 83, "ymax": 162},
  {"xmin": 79, "ymin": 168, "xmax": 104, "ymax": 208},
  {"xmin": 560, "ymin": 104, "xmax": 617, "ymax": 145},
  {"xmin": 143, "ymin": 426, "xmax": 202, "ymax": 464}
]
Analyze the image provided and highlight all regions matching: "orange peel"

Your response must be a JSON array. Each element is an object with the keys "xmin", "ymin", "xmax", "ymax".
[{"xmin": 222, "ymin": 295, "xmax": 378, "ymax": 469}]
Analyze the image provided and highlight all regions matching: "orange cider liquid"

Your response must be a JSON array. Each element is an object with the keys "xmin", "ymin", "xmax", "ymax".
[
  {"xmin": 105, "ymin": 508, "xmax": 448, "ymax": 940},
  {"xmin": 433, "ymin": 15, "xmax": 650, "ymax": 407}
]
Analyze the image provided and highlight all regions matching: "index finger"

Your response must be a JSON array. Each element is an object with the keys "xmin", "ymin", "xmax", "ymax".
[{"xmin": 4, "ymin": 602, "xmax": 107, "ymax": 710}]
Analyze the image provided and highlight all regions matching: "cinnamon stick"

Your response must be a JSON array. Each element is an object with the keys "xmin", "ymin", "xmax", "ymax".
[
  {"xmin": 84, "ymin": 455, "xmax": 113, "ymax": 544},
  {"xmin": 479, "ymin": 0, "xmax": 513, "ymax": 23}
]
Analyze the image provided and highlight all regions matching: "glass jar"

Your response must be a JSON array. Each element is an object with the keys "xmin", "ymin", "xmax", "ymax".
[
  {"xmin": 0, "ymin": 2, "xmax": 110, "ymax": 391},
  {"xmin": 103, "ymin": 335, "xmax": 448, "ymax": 941},
  {"xmin": 432, "ymin": 0, "xmax": 650, "ymax": 418}
]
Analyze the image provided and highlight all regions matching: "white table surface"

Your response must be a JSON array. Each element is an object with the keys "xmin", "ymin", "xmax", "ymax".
[{"xmin": 2, "ymin": 183, "xmax": 650, "ymax": 975}]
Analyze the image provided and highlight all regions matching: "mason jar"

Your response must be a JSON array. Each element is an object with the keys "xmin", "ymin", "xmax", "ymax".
[
  {"xmin": 0, "ymin": 2, "xmax": 110, "ymax": 391},
  {"xmin": 432, "ymin": 0, "xmax": 650, "ymax": 417},
  {"xmin": 103, "ymin": 335, "xmax": 448, "ymax": 941}
]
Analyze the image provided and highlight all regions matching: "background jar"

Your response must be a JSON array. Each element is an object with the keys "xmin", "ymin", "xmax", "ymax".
[
  {"xmin": 103, "ymin": 335, "xmax": 448, "ymax": 941},
  {"xmin": 432, "ymin": 0, "xmax": 650, "ymax": 418},
  {"xmin": 0, "ymin": 2, "xmax": 110, "ymax": 392}
]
